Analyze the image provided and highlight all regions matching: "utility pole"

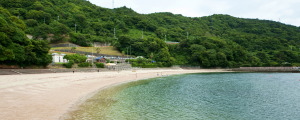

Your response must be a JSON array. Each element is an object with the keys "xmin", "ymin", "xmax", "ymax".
[{"xmin": 92, "ymin": 42, "xmax": 94, "ymax": 68}]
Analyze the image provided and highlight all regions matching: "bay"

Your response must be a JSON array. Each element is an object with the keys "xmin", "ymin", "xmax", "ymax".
[{"xmin": 68, "ymin": 73, "xmax": 300, "ymax": 120}]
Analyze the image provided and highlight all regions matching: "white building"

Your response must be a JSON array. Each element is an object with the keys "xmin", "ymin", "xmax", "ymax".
[
  {"xmin": 86, "ymin": 55, "xmax": 96, "ymax": 63},
  {"xmin": 52, "ymin": 53, "xmax": 68, "ymax": 63}
]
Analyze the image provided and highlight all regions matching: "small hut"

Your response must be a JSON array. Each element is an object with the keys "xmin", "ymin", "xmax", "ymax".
[{"xmin": 95, "ymin": 57, "xmax": 106, "ymax": 63}]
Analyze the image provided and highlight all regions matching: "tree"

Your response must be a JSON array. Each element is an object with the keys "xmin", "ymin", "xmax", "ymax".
[
  {"xmin": 216, "ymin": 52, "xmax": 228, "ymax": 67},
  {"xmin": 122, "ymin": 51, "xmax": 125, "ymax": 57},
  {"xmin": 50, "ymin": 21, "xmax": 71, "ymax": 35},
  {"xmin": 63, "ymin": 54, "xmax": 87, "ymax": 63},
  {"xmin": 1, "ymin": 2, "xmax": 300, "ymax": 68},
  {"xmin": 0, "ymin": 7, "xmax": 51, "ymax": 67},
  {"xmin": 154, "ymin": 47, "xmax": 174, "ymax": 67},
  {"xmin": 33, "ymin": 24, "xmax": 52, "ymax": 39},
  {"xmin": 95, "ymin": 63, "xmax": 105, "ymax": 68},
  {"xmin": 69, "ymin": 32, "xmax": 91, "ymax": 46},
  {"xmin": 26, "ymin": 10, "xmax": 51, "ymax": 23},
  {"xmin": 96, "ymin": 47, "xmax": 101, "ymax": 54},
  {"xmin": 190, "ymin": 44, "xmax": 206, "ymax": 53},
  {"xmin": 150, "ymin": 52, "xmax": 154, "ymax": 59},
  {"xmin": 31, "ymin": 40, "xmax": 52, "ymax": 67},
  {"xmin": 25, "ymin": 19, "xmax": 38, "ymax": 27},
  {"xmin": 31, "ymin": 1, "xmax": 44, "ymax": 11},
  {"xmin": 0, "ymin": 45, "xmax": 14, "ymax": 61},
  {"xmin": 71, "ymin": 47, "xmax": 76, "ymax": 52}
]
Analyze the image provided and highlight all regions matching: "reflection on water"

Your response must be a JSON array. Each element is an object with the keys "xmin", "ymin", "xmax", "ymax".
[{"xmin": 67, "ymin": 73, "xmax": 300, "ymax": 120}]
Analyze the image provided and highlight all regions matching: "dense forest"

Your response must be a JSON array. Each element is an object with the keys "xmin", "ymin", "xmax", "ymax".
[
  {"xmin": 1, "ymin": 0, "xmax": 300, "ymax": 68},
  {"xmin": 0, "ymin": 6, "xmax": 51, "ymax": 67}
]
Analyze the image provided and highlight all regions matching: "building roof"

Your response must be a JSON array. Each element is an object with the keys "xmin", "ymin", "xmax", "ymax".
[
  {"xmin": 95, "ymin": 57, "xmax": 105, "ymax": 60},
  {"xmin": 86, "ymin": 55, "xmax": 96, "ymax": 57},
  {"xmin": 52, "ymin": 53, "xmax": 66, "ymax": 56}
]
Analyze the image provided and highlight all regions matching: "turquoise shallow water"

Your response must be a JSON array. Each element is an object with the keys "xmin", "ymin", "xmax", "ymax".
[{"xmin": 69, "ymin": 73, "xmax": 300, "ymax": 120}]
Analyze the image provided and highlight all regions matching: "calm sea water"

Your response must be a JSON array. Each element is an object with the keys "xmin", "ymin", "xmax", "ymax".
[{"xmin": 69, "ymin": 73, "xmax": 300, "ymax": 120}]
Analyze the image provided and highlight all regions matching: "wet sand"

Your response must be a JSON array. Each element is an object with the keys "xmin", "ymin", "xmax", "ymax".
[{"xmin": 0, "ymin": 69, "xmax": 229, "ymax": 120}]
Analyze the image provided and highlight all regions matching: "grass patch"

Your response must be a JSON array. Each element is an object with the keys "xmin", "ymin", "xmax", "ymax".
[{"xmin": 51, "ymin": 46, "xmax": 125, "ymax": 56}]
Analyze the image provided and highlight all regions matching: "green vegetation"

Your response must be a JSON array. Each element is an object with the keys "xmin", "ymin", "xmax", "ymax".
[
  {"xmin": 63, "ymin": 54, "xmax": 87, "ymax": 63},
  {"xmin": 128, "ymin": 58, "xmax": 158, "ymax": 68},
  {"xmin": 95, "ymin": 63, "xmax": 105, "ymax": 68},
  {"xmin": 1, "ymin": 0, "xmax": 300, "ymax": 68},
  {"xmin": 51, "ymin": 46, "xmax": 124, "ymax": 56},
  {"xmin": 0, "ymin": 6, "xmax": 51, "ymax": 67},
  {"xmin": 63, "ymin": 53, "xmax": 87, "ymax": 68},
  {"xmin": 105, "ymin": 59, "xmax": 115, "ymax": 63},
  {"xmin": 78, "ymin": 62, "xmax": 91, "ymax": 67},
  {"xmin": 62, "ymin": 60, "xmax": 73, "ymax": 68}
]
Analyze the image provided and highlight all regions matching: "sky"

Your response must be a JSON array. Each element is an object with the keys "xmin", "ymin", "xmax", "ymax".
[{"xmin": 88, "ymin": 0, "xmax": 300, "ymax": 27}]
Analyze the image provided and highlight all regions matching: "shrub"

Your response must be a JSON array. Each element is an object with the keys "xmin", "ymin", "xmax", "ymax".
[
  {"xmin": 131, "ymin": 63, "xmax": 157, "ymax": 68},
  {"xmin": 63, "ymin": 60, "xmax": 74, "ymax": 68},
  {"xmin": 142, "ymin": 63, "xmax": 158, "ymax": 68},
  {"xmin": 292, "ymin": 63, "xmax": 300, "ymax": 67},
  {"xmin": 95, "ymin": 63, "xmax": 105, "ymax": 68},
  {"xmin": 64, "ymin": 54, "xmax": 87, "ymax": 63},
  {"xmin": 78, "ymin": 62, "xmax": 91, "ymax": 67}
]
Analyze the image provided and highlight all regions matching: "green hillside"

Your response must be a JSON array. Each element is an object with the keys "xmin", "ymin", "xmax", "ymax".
[
  {"xmin": 1, "ymin": 0, "xmax": 300, "ymax": 67},
  {"xmin": 0, "ymin": 7, "xmax": 51, "ymax": 67}
]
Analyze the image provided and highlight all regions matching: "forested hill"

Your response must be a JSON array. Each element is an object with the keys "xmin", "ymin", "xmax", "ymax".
[{"xmin": 1, "ymin": 0, "xmax": 300, "ymax": 67}]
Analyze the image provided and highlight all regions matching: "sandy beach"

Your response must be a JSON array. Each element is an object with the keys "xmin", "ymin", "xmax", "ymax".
[{"xmin": 0, "ymin": 69, "xmax": 228, "ymax": 120}]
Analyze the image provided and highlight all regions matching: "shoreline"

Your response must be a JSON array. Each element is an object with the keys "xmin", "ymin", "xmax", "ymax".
[{"xmin": 0, "ymin": 69, "xmax": 230, "ymax": 120}]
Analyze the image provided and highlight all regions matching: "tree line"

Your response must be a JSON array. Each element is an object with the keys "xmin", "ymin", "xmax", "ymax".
[
  {"xmin": 0, "ymin": 7, "xmax": 51, "ymax": 67},
  {"xmin": 1, "ymin": 0, "xmax": 300, "ymax": 67}
]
